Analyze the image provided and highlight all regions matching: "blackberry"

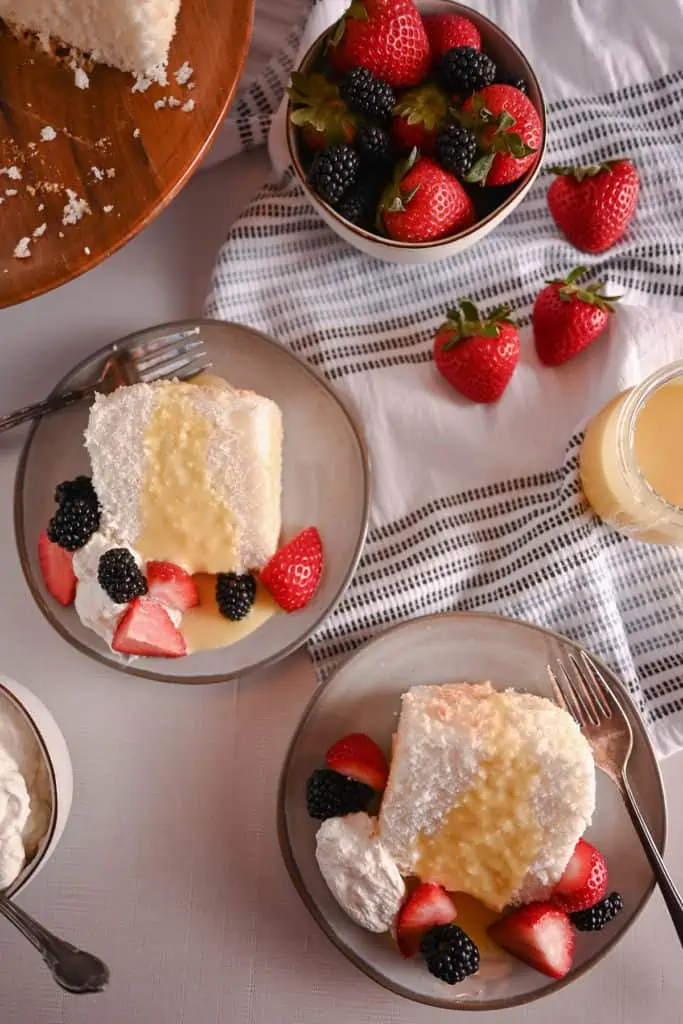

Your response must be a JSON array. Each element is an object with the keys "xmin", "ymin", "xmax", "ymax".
[
  {"xmin": 435, "ymin": 125, "xmax": 477, "ymax": 177},
  {"xmin": 306, "ymin": 768, "xmax": 373, "ymax": 820},
  {"xmin": 496, "ymin": 73, "xmax": 528, "ymax": 94},
  {"xmin": 98, "ymin": 549, "xmax": 148, "ymax": 603},
  {"xmin": 570, "ymin": 892, "xmax": 623, "ymax": 932},
  {"xmin": 216, "ymin": 572, "xmax": 256, "ymax": 621},
  {"xmin": 335, "ymin": 180, "xmax": 381, "ymax": 228},
  {"xmin": 420, "ymin": 924, "xmax": 480, "ymax": 985},
  {"xmin": 437, "ymin": 46, "xmax": 497, "ymax": 94},
  {"xmin": 339, "ymin": 67, "xmax": 395, "ymax": 121},
  {"xmin": 308, "ymin": 143, "xmax": 360, "ymax": 205},
  {"xmin": 47, "ymin": 498, "xmax": 100, "ymax": 552},
  {"xmin": 54, "ymin": 475, "xmax": 99, "ymax": 509},
  {"xmin": 355, "ymin": 124, "xmax": 393, "ymax": 168}
]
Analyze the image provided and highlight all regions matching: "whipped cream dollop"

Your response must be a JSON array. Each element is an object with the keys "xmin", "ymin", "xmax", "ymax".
[
  {"xmin": 315, "ymin": 813, "xmax": 405, "ymax": 932},
  {"xmin": 0, "ymin": 693, "xmax": 52, "ymax": 890},
  {"xmin": 73, "ymin": 532, "xmax": 181, "ymax": 648}
]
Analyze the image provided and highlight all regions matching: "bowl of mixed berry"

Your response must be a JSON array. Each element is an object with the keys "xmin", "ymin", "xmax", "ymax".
[{"xmin": 286, "ymin": 0, "xmax": 546, "ymax": 263}]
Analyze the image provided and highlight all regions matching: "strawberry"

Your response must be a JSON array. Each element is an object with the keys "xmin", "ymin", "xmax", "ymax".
[
  {"xmin": 146, "ymin": 562, "xmax": 199, "ymax": 611},
  {"xmin": 112, "ymin": 597, "xmax": 187, "ymax": 658},
  {"xmin": 288, "ymin": 71, "xmax": 357, "ymax": 151},
  {"xmin": 433, "ymin": 299, "xmax": 520, "ymax": 402},
  {"xmin": 460, "ymin": 85, "xmax": 541, "ymax": 186},
  {"xmin": 328, "ymin": 0, "xmax": 431, "ymax": 88},
  {"xmin": 533, "ymin": 266, "xmax": 621, "ymax": 367},
  {"xmin": 547, "ymin": 159, "xmax": 640, "ymax": 253},
  {"xmin": 422, "ymin": 12, "xmax": 481, "ymax": 60},
  {"xmin": 325, "ymin": 733, "xmax": 389, "ymax": 791},
  {"xmin": 38, "ymin": 529, "xmax": 76, "ymax": 606},
  {"xmin": 259, "ymin": 527, "xmax": 323, "ymax": 611},
  {"xmin": 378, "ymin": 149, "xmax": 476, "ymax": 242},
  {"xmin": 488, "ymin": 902, "xmax": 574, "ymax": 979},
  {"xmin": 391, "ymin": 84, "xmax": 449, "ymax": 155},
  {"xmin": 551, "ymin": 839, "xmax": 608, "ymax": 913},
  {"xmin": 396, "ymin": 883, "xmax": 457, "ymax": 957}
]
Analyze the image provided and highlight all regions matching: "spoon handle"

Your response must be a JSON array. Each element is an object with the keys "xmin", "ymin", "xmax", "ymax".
[{"xmin": 0, "ymin": 893, "xmax": 109, "ymax": 993}]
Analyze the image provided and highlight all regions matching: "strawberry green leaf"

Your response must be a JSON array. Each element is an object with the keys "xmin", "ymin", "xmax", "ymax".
[
  {"xmin": 548, "ymin": 160, "xmax": 625, "ymax": 183},
  {"xmin": 495, "ymin": 110, "xmax": 516, "ymax": 134},
  {"xmin": 464, "ymin": 152, "xmax": 495, "ymax": 184},
  {"xmin": 459, "ymin": 299, "xmax": 480, "ymax": 322},
  {"xmin": 565, "ymin": 265, "xmax": 590, "ymax": 284}
]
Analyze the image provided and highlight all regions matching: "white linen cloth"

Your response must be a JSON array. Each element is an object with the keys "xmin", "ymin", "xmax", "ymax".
[{"xmin": 208, "ymin": 0, "xmax": 683, "ymax": 757}]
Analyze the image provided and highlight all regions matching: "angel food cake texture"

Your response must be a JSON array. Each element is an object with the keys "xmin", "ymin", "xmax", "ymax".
[
  {"xmin": 0, "ymin": 0, "xmax": 181, "ymax": 74},
  {"xmin": 379, "ymin": 683, "xmax": 596, "ymax": 911}
]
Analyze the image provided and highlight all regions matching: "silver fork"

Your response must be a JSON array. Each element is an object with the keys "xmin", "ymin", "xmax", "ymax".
[
  {"xmin": 0, "ymin": 327, "xmax": 211, "ymax": 434},
  {"xmin": 548, "ymin": 650, "xmax": 683, "ymax": 945}
]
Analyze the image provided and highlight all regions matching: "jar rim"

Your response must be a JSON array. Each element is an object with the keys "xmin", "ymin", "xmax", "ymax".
[{"xmin": 617, "ymin": 359, "xmax": 683, "ymax": 524}]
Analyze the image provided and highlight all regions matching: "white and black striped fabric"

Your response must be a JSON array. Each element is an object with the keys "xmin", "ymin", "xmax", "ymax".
[{"xmin": 210, "ymin": 0, "xmax": 683, "ymax": 756}]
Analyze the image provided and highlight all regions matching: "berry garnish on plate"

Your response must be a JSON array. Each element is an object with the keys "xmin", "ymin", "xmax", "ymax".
[
  {"xmin": 287, "ymin": 71, "xmax": 357, "ymax": 151},
  {"xmin": 570, "ymin": 891, "xmax": 623, "ymax": 931},
  {"xmin": 147, "ymin": 562, "xmax": 199, "ymax": 611},
  {"xmin": 98, "ymin": 549, "xmax": 148, "ymax": 604},
  {"xmin": 460, "ymin": 85, "xmax": 541, "ymax": 186},
  {"xmin": 422, "ymin": 13, "xmax": 481, "ymax": 60},
  {"xmin": 391, "ymin": 84, "xmax": 450, "ymax": 155},
  {"xmin": 434, "ymin": 124, "xmax": 477, "ymax": 177},
  {"xmin": 533, "ymin": 266, "xmax": 621, "ymax": 367},
  {"xmin": 378, "ymin": 148, "xmax": 476, "ymax": 242},
  {"xmin": 328, "ymin": 0, "xmax": 431, "ymax": 88},
  {"xmin": 437, "ymin": 46, "xmax": 496, "ymax": 95},
  {"xmin": 38, "ymin": 529, "xmax": 77, "ymax": 606},
  {"xmin": 47, "ymin": 497, "xmax": 100, "ymax": 552},
  {"xmin": 420, "ymin": 923, "xmax": 480, "ymax": 984},
  {"xmin": 216, "ymin": 572, "xmax": 256, "ymax": 621},
  {"xmin": 260, "ymin": 527, "xmax": 323, "ymax": 612},
  {"xmin": 54, "ymin": 475, "xmax": 99, "ymax": 509},
  {"xmin": 306, "ymin": 767, "xmax": 374, "ymax": 820},
  {"xmin": 551, "ymin": 838, "xmax": 608, "ymax": 913},
  {"xmin": 548, "ymin": 160, "xmax": 640, "ymax": 253},
  {"xmin": 396, "ymin": 882, "xmax": 457, "ymax": 957},
  {"xmin": 355, "ymin": 124, "xmax": 394, "ymax": 168},
  {"xmin": 325, "ymin": 732, "xmax": 389, "ymax": 791},
  {"xmin": 433, "ymin": 299, "xmax": 520, "ymax": 403},
  {"xmin": 339, "ymin": 67, "xmax": 396, "ymax": 121},
  {"xmin": 112, "ymin": 597, "xmax": 187, "ymax": 658},
  {"xmin": 488, "ymin": 902, "xmax": 575, "ymax": 979},
  {"xmin": 308, "ymin": 143, "xmax": 360, "ymax": 206}
]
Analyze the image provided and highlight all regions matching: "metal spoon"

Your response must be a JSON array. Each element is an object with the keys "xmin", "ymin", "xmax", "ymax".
[{"xmin": 0, "ymin": 891, "xmax": 109, "ymax": 993}]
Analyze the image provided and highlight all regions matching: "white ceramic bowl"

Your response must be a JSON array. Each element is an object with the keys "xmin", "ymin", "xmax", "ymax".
[
  {"xmin": 286, "ymin": 0, "xmax": 547, "ymax": 264},
  {"xmin": 0, "ymin": 675, "xmax": 73, "ymax": 898}
]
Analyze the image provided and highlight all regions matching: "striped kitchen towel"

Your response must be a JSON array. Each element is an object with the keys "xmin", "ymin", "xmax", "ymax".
[{"xmin": 209, "ymin": 0, "xmax": 683, "ymax": 757}]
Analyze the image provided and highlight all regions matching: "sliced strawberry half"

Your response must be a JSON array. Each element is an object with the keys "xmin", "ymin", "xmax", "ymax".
[
  {"xmin": 396, "ymin": 883, "xmax": 457, "ymax": 958},
  {"xmin": 551, "ymin": 839, "xmax": 608, "ymax": 913},
  {"xmin": 488, "ymin": 902, "xmax": 575, "ymax": 979},
  {"xmin": 112, "ymin": 597, "xmax": 187, "ymax": 658},
  {"xmin": 259, "ymin": 527, "xmax": 323, "ymax": 612},
  {"xmin": 146, "ymin": 561, "xmax": 199, "ymax": 611},
  {"xmin": 325, "ymin": 733, "xmax": 389, "ymax": 791},
  {"xmin": 38, "ymin": 529, "xmax": 76, "ymax": 606}
]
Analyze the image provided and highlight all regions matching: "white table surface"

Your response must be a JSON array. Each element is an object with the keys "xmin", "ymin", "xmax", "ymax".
[{"xmin": 1, "ymin": 5, "xmax": 683, "ymax": 1022}]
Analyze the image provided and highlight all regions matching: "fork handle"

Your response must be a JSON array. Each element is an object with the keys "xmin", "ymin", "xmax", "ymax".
[
  {"xmin": 622, "ymin": 773, "xmax": 683, "ymax": 946},
  {"xmin": 0, "ymin": 385, "xmax": 94, "ymax": 434}
]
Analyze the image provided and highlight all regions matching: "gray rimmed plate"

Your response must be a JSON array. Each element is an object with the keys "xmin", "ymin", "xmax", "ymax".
[
  {"xmin": 278, "ymin": 612, "xmax": 666, "ymax": 1011},
  {"xmin": 14, "ymin": 319, "xmax": 370, "ymax": 684}
]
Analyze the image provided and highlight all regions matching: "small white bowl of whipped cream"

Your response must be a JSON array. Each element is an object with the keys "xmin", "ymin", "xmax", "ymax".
[{"xmin": 0, "ymin": 675, "xmax": 72, "ymax": 896}]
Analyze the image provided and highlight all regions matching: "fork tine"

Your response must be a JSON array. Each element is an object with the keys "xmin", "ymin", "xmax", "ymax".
[
  {"xmin": 567, "ymin": 653, "xmax": 602, "ymax": 726},
  {"xmin": 556, "ymin": 660, "xmax": 591, "ymax": 727},
  {"xmin": 547, "ymin": 664, "xmax": 573, "ymax": 718},
  {"xmin": 579, "ymin": 652, "xmax": 614, "ymax": 720},
  {"xmin": 135, "ymin": 338, "xmax": 205, "ymax": 374},
  {"xmin": 141, "ymin": 353, "xmax": 212, "ymax": 383},
  {"xmin": 127, "ymin": 327, "xmax": 200, "ymax": 360}
]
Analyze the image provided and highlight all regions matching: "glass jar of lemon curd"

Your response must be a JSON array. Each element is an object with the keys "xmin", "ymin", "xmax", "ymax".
[{"xmin": 580, "ymin": 360, "xmax": 683, "ymax": 545}]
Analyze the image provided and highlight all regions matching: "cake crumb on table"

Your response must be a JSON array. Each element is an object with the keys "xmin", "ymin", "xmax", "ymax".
[
  {"xmin": 84, "ymin": 246, "xmax": 91, "ymax": 255},
  {"xmin": 73, "ymin": 66, "xmax": 90, "ymax": 90},
  {"xmin": 133, "ymin": 128, "xmax": 141, "ymax": 138},
  {"xmin": 106, "ymin": 168, "xmax": 116, "ymax": 178},
  {"xmin": 168, "ymin": 96, "xmax": 181, "ymax": 108},
  {"xmin": 38, "ymin": 203, "xmax": 45, "ymax": 212},
  {"xmin": 40, "ymin": 126, "xmax": 57, "ymax": 142},
  {"xmin": 1, "ymin": 167, "xmax": 22, "ymax": 180},
  {"xmin": 91, "ymin": 166, "xmax": 104, "ymax": 181},
  {"xmin": 103, "ymin": 205, "xmax": 114, "ymax": 214},
  {"xmin": 32, "ymin": 223, "xmax": 47, "ymax": 238},
  {"xmin": 62, "ymin": 189, "xmax": 91, "ymax": 226},
  {"xmin": 174, "ymin": 62, "xmax": 193, "ymax": 86},
  {"xmin": 5, "ymin": 189, "xmax": 18, "ymax": 197},
  {"xmin": 154, "ymin": 98, "xmax": 168, "ymax": 110},
  {"xmin": 182, "ymin": 99, "xmax": 195, "ymax": 113}
]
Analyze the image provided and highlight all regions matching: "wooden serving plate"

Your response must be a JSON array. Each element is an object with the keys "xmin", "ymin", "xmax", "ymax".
[{"xmin": 0, "ymin": 0, "xmax": 253, "ymax": 308}]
